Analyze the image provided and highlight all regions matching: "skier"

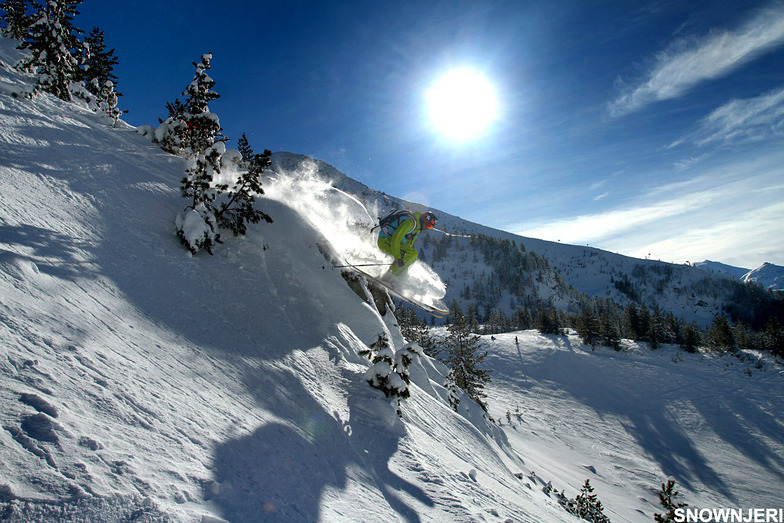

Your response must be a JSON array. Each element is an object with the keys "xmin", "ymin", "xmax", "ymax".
[{"xmin": 376, "ymin": 210, "xmax": 437, "ymax": 276}]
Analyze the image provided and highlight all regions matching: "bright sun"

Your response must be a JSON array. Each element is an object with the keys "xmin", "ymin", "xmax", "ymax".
[{"xmin": 426, "ymin": 69, "xmax": 498, "ymax": 141}]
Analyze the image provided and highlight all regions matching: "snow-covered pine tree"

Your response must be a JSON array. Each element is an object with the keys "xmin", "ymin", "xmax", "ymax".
[
  {"xmin": 15, "ymin": 0, "xmax": 84, "ymax": 101},
  {"xmin": 164, "ymin": 98, "xmax": 187, "ymax": 122},
  {"xmin": 441, "ymin": 303, "xmax": 491, "ymax": 411},
  {"xmin": 174, "ymin": 53, "xmax": 227, "ymax": 254},
  {"xmin": 82, "ymin": 27, "xmax": 118, "ymax": 94},
  {"xmin": 180, "ymin": 52, "xmax": 225, "ymax": 205},
  {"xmin": 80, "ymin": 26, "xmax": 121, "ymax": 121},
  {"xmin": 96, "ymin": 78, "xmax": 121, "ymax": 124},
  {"xmin": 571, "ymin": 479, "xmax": 610, "ymax": 523},
  {"xmin": 0, "ymin": 0, "xmax": 32, "ymax": 40},
  {"xmin": 361, "ymin": 334, "xmax": 419, "ymax": 414},
  {"xmin": 444, "ymin": 370, "xmax": 461, "ymax": 412},
  {"xmin": 654, "ymin": 478, "xmax": 687, "ymax": 523},
  {"xmin": 214, "ymin": 133, "xmax": 273, "ymax": 236},
  {"xmin": 394, "ymin": 342, "xmax": 423, "ymax": 393},
  {"xmin": 155, "ymin": 98, "xmax": 188, "ymax": 154}
]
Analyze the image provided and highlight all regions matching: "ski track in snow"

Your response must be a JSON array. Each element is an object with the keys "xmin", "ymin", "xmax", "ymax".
[{"xmin": 2, "ymin": 37, "xmax": 784, "ymax": 522}]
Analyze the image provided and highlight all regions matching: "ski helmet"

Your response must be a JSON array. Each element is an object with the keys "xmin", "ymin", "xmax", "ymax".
[{"xmin": 421, "ymin": 211, "xmax": 437, "ymax": 229}]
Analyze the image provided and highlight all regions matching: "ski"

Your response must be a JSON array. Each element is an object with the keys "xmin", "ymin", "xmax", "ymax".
[{"xmin": 345, "ymin": 263, "xmax": 450, "ymax": 318}]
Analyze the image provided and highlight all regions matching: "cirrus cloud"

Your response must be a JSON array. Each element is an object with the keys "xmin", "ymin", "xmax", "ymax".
[{"xmin": 609, "ymin": 4, "xmax": 784, "ymax": 117}]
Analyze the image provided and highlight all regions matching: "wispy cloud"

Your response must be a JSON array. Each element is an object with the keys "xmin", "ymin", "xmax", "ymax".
[
  {"xmin": 609, "ymin": 4, "xmax": 784, "ymax": 117},
  {"xmin": 630, "ymin": 199, "xmax": 784, "ymax": 267},
  {"xmin": 688, "ymin": 86, "xmax": 784, "ymax": 145},
  {"xmin": 514, "ymin": 153, "xmax": 784, "ymax": 266},
  {"xmin": 515, "ymin": 187, "xmax": 714, "ymax": 247}
]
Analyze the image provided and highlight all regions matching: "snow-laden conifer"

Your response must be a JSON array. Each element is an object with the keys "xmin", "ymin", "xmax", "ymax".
[
  {"xmin": 361, "ymin": 334, "xmax": 423, "ymax": 414},
  {"xmin": 570, "ymin": 479, "xmax": 610, "ymax": 523},
  {"xmin": 213, "ymin": 133, "xmax": 273, "ymax": 236},
  {"xmin": 82, "ymin": 27, "xmax": 118, "ymax": 95},
  {"xmin": 79, "ymin": 27, "xmax": 121, "ymax": 121},
  {"xmin": 394, "ymin": 303, "xmax": 438, "ymax": 357},
  {"xmin": 0, "ymin": 0, "xmax": 32, "ymax": 40},
  {"xmin": 173, "ymin": 53, "xmax": 227, "ymax": 254},
  {"xmin": 179, "ymin": 53, "xmax": 226, "ymax": 205},
  {"xmin": 14, "ymin": 0, "xmax": 83, "ymax": 101}
]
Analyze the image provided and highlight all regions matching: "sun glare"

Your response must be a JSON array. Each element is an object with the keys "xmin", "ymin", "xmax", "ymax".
[{"xmin": 426, "ymin": 69, "xmax": 498, "ymax": 141}]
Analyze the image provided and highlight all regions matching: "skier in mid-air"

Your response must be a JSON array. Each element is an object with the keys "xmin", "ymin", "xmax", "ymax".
[{"xmin": 376, "ymin": 210, "xmax": 437, "ymax": 276}]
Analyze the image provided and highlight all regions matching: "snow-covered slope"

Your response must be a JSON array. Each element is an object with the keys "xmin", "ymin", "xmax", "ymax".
[
  {"xmin": 0, "ymin": 38, "xmax": 568, "ymax": 522},
  {"xmin": 2, "ymin": 36, "xmax": 784, "ymax": 523},
  {"xmin": 480, "ymin": 330, "xmax": 784, "ymax": 523}
]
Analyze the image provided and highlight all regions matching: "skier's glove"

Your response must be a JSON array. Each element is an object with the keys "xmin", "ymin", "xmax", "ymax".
[{"xmin": 394, "ymin": 259, "xmax": 405, "ymax": 268}]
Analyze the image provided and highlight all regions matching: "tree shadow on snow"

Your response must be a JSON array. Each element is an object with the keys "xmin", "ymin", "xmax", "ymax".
[
  {"xmin": 0, "ymin": 224, "xmax": 95, "ymax": 281},
  {"xmin": 531, "ymin": 346, "xmax": 743, "ymax": 499},
  {"xmin": 690, "ymin": 377, "xmax": 784, "ymax": 487},
  {"xmin": 211, "ymin": 360, "xmax": 432, "ymax": 522}
]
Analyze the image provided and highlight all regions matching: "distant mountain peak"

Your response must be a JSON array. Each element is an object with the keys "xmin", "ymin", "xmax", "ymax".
[{"xmin": 742, "ymin": 262, "xmax": 784, "ymax": 291}]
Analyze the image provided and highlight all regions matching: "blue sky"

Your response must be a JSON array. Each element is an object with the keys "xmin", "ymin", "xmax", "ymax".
[{"xmin": 77, "ymin": 0, "xmax": 784, "ymax": 269}]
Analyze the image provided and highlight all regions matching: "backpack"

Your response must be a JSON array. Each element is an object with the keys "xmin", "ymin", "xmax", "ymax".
[{"xmin": 374, "ymin": 210, "xmax": 416, "ymax": 238}]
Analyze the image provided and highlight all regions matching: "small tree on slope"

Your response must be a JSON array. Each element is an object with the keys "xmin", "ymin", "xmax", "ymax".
[
  {"xmin": 179, "ymin": 52, "xmax": 226, "ymax": 208},
  {"xmin": 394, "ymin": 303, "xmax": 438, "ymax": 357},
  {"xmin": 654, "ymin": 478, "xmax": 687, "ymax": 523},
  {"xmin": 156, "ymin": 98, "xmax": 188, "ymax": 154},
  {"xmin": 81, "ymin": 26, "xmax": 121, "ymax": 121},
  {"xmin": 441, "ymin": 303, "xmax": 491, "ymax": 411},
  {"xmin": 214, "ymin": 133, "xmax": 273, "ymax": 236},
  {"xmin": 361, "ymin": 334, "xmax": 422, "ymax": 414},
  {"xmin": 174, "ymin": 53, "xmax": 227, "ymax": 254},
  {"xmin": 570, "ymin": 479, "xmax": 610, "ymax": 523},
  {"xmin": 82, "ymin": 27, "xmax": 119, "ymax": 94}
]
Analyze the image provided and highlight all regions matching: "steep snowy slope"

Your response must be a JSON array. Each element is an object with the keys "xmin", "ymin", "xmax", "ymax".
[{"xmin": 0, "ymin": 39, "xmax": 568, "ymax": 522}]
